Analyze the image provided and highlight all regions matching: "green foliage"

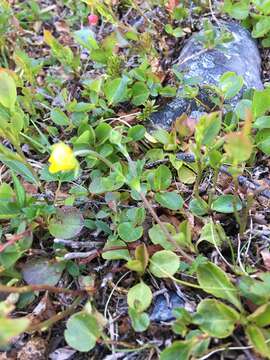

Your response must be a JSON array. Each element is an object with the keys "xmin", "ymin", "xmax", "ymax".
[
  {"xmin": 223, "ymin": 0, "xmax": 270, "ymax": 46},
  {"xmin": 211, "ymin": 194, "xmax": 243, "ymax": 213},
  {"xmin": 0, "ymin": 0, "xmax": 270, "ymax": 357},
  {"xmin": 127, "ymin": 281, "xmax": 152, "ymax": 312},
  {"xmin": 0, "ymin": 302, "xmax": 29, "ymax": 346},
  {"xmin": 149, "ymin": 250, "xmax": 180, "ymax": 278},
  {"xmin": 48, "ymin": 207, "xmax": 84, "ymax": 239},
  {"xmin": 193, "ymin": 299, "xmax": 240, "ymax": 338},
  {"xmin": 197, "ymin": 261, "xmax": 242, "ymax": 310},
  {"xmin": 64, "ymin": 310, "xmax": 103, "ymax": 352}
]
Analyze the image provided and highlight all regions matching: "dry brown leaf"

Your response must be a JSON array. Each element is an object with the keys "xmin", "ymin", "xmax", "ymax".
[
  {"xmin": 261, "ymin": 249, "xmax": 270, "ymax": 270},
  {"xmin": 27, "ymin": 293, "xmax": 56, "ymax": 325}
]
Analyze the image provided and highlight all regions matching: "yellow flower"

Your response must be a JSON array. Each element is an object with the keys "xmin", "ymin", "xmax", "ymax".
[{"xmin": 48, "ymin": 142, "xmax": 78, "ymax": 173}]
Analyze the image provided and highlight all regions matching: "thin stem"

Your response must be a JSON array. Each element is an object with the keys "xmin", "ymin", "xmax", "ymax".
[
  {"xmin": 74, "ymin": 149, "xmax": 117, "ymax": 171},
  {"xmin": 140, "ymin": 192, "xmax": 194, "ymax": 263},
  {"xmin": 240, "ymin": 193, "xmax": 253, "ymax": 236},
  {"xmin": 232, "ymin": 175, "xmax": 242, "ymax": 231},
  {"xmin": 208, "ymin": 167, "xmax": 219, "ymax": 207},
  {"xmin": 194, "ymin": 158, "xmax": 203, "ymax": 201},
  {"xmin": 0, "ymin": 283, "xmax": 93, "ymax": 295},
  {"xmin": 54, "ymin": 180, "xmax": 62, "ymax": 205},
  {"xmin": 28, "ymin": 296, "xmax": 83, "ymax": 332}
]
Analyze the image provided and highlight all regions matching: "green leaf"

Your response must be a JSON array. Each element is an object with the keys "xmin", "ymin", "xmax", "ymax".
[
  {"xmin": 253, "ymin": 116, "xmax": 270, "ymax": 130},
  {"xmin": 128, "ymin": 125, "xmax": 146, "ymax": 141},
  {"xmin": 126, "ymin": 207, "xmax": 146, "ymax": 225},
  {"xmin": 223, "ymin": 0, "xmax": 250, "ymax": 20},
  {"xmin": 252, "ymin": 16, "xmax": 270, "ymax": 38},
  {"xmin": 160, "ymin": 340, "xmax": 194, "ymax": 360},
  {"xmin": 262, "ymin": 35, "xmax": 270, "ymax": 47},
  {"xmin": 73, "ymin": 28, "xmax": 99, "ymax": 51},
  {"xmin": 238, "ymin": 273, "xmax": 270, "ymax": 305},
  {"xmin": 128, "ymin": 307, "xmax": 149, "ymax": 332},
  {"xmin": 178, "ymin": 166, "xmax": 196, "ymax": 184},
  {"xmin": 104, "ymin": 76, "xmax": 129, "ymax": 104},
  {"xmin": 175, "ymin": 220, "xmax": 195, "ymax": 251},
  {"xmin": 253, "ymin": 0, "xmax": 270, "ymax": 15},
  {"xmin": 0, "ymin": 201, "xmax": 19, "ymax": 219},
  {"xmin": 0, "ymin": 183, "xmax": 14, "ymax": 201},
  {"xmin": 195, "ymin": 112, "xmax": 221, "ymax": 147},
  {"xmin": 127, "ymin": 281, "xmax": 152, "ymax": 312},
  {"xmin": 102, "ymin": 239, "xmax": 130, "ymax": 261},
  {"xmin": 197, "ymin": 261, "xmax": 242, "ymax": 310},
  {"xmin": 0, "ymin": 156, "xmax": 39, "ymax": 185},
  {"xmin": 248, "ymin": 303, "xmax": 270, "ymax": 327},
  {"xmin": 22, "ymin": 258, "xmax": 64, "ymax": 286},
  {"xmin": 172, "ymin": 308, "xmax": 192, "ymax": 336},
  {"xmin": 95, "ymin": 123, "xmax": 112, "ymax": 145},
  {"xmin": 193, "ymin": 299, "xmax": 240, "ymax": 338},
  {"xmin": 165, "ymin": 24, "xmax": 185, "ymax": 38},
  {"xmin": 51, "ymin": 108, "xmax": 70, "ymax": 126},
  {"xmin": 118, "ymin": 222, "xmax": 143, "ymax": 242},
  {"xmin": 64, "ymin": 311, "xmax": 101, "ymax": 352},
  {"xmin": 189, "ymin": 198, "xmax": 209, "ymax": 216},
  {"xmin": 126, "ymin": 259, "xmax": 144, "ymax": 273},
  {"xmin": 235, "ymin": 99, "xmax": 252, "ymax": 120},
  {"xmin": 12, "ymin": 173, "xmax": 26, "ymax": 209},
  {"xmin": 256, "ymin": 129, "xmax": 270, "ymax": 155},
  {"xmin": 0, "ymin": 71, "xmax": 17, "ymax": 110},
  {"xmin": 186, "ymin": 330, "xmax": 210, "ymax": 357},
  {"xmin": 211, "ymin": 194, "xmax": 242, "ymax": 213},
  {"xmin": 253, "ymin": 87, "xmax": 270, "ymax": 117},
  {"xmin": 134, "ymin": 243, "xmax": 149, "ymax": 271},
  {"xmin": 48, "ymin": 207, "xmax": 84, "ymax": 239},
  {"xmin": 155, "ymin": 191, "xmax": 184, "ymax": 210},
  {"xmin": 131, "ymin": 82, "xmax": 150, "ymax": 105},
  {"xmin": 159, "ymin": 85, "xmax": 177, "ymax": 97},
  {"xmin": 0, "ymin": 316, "xmax": 30, "ymax": 346},
  {"xmin": 148, "ymin": 223, "xmax": 175, "ymax": 250},
  {"xmin": 149, "ymin": 250, "xmax": 180, "ymax": 278},
  {"xmin": 153, "ymin": 165, "xmax": 172, "ymax": 191},
  {"xmin": 224, "ymin": 132, "xmax": 253, "ymax": 163},
  {"xmin": 219, "ymin": 72, "xmax": 243, "ymax": 99},
  {"xmin": 245, "ymin": 325, "xmax": 270, "ymax": 358},
  {"xmin": 75, "ymin": 129, "xmax": 96, "ymax": 146},
  {"xmin": 89, "ymin": 173, "xmax": 125, "ymax": 194},
  {"xmin": 197, "ymin": 220, "xmax": 227, "ymax": 247},
  {"xmin": 151, "ymin": 129, "xmax": 171, "ymax": 145}
]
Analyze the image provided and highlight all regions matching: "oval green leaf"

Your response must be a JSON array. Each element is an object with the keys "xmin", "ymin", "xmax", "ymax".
[
  {"xmin": 149, "ymin": 250, "xmax": 180, "ymax": 278},
  {"xmin": 48, "ymin": 207, "xmax": 84, "ymax": 239},
  {"xmin": 155, "ymin": 191, "xmax": 184, "ymax": 211},
  {"xmin": 197, "ymin": 261, "xmax": 242, "ymax": 310},
  {"xmin": 211, "ymin": 195, "xmax": 242, "ymax": 214},
  {"xmin": 127, "ymin": 281, "xmax": 152, "ymax": 312}
]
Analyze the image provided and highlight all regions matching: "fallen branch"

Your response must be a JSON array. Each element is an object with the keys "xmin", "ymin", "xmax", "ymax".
[{"xmin": 0, "ymin": 283, "xmax": 94, "ymax": 295}]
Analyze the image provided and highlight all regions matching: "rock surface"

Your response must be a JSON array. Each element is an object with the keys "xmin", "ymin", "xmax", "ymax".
[
  {"xmin": 150, "ymin": 291, "xmax": 185, "ymax": 322},
  {"xmin": 149, "ymin": 22, "xmax": 263, "ymax": 130}
]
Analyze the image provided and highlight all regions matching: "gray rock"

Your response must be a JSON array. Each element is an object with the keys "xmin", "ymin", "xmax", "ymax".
[
  {"xmin": 149, "ymin": 22, "xmax": 263, "ymax": 130},
  {"xmin": 150, "ymin": 291, "xmax": 185, "ymax": 322}
]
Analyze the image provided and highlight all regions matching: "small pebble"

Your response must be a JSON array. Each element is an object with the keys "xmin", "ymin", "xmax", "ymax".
[{"xmin": 150, "ymin": 291, "xmax": 185, "ymax": 322}]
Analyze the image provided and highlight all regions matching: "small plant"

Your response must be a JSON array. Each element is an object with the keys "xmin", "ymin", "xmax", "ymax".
[{"xmin": 0, "ymin": 1, "xmax": 270, "ymax": 359}]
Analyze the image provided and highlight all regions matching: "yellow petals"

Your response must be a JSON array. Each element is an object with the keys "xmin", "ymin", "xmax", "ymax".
[{"xmin": 48, "ymin": 142, "xmax": 78, "ymax": 174}]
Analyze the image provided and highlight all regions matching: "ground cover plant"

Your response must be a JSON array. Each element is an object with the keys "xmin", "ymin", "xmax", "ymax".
[{"xmin": 0, "ymin": 0, "xmax": 270, "ymax": 359}]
